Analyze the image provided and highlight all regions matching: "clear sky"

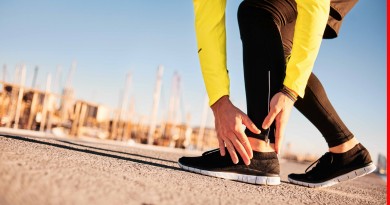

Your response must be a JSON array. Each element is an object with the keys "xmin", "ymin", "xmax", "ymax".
[{"xmin": 0, "ymin": 0, "xmax": 386, "ymax": 161}]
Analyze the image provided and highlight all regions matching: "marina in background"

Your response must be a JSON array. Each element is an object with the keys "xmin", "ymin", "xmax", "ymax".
[{"xmin": 0, "ymin": 63, "xmax": 387, "ymax": 178}]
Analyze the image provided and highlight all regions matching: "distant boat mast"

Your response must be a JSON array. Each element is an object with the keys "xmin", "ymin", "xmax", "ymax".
[{"xmin": 147, "ymin": 66, "xmax": 164, "ymax": 145}]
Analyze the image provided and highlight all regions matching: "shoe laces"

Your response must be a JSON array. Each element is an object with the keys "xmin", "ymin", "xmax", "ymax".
[
  {"xmin": 305, "ymin": 152, "xmax": 333, "ymax": 173},
  {"xmin": 202, "ymin": 148, "xmax": 220, "ymax": 156}
]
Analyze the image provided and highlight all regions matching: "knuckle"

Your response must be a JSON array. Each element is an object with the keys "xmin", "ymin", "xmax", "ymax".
[
  {"xmin": 234, "ymin": 126, "xmax": 242, "ymax": 133},
  {"xmin": 219, "ymin": 135, "xmax": 226, "ymax": 141},
  {"xmin": 237, "ymin": 136, "xmax": 247, "ymax": 144},
  {"xmin": 229, "ymin": 133, "xmax": 238, "ymax": 140},
  {"xmin": 270, "ymin": 107, "xmax": 278, "ymax": 113},
  {"xmin": 231, "ymin": 140, "xmax": 239, "ymax": 147},
  {"xmin": 225, "ymin": 141, "xmax": 233, "ymax": 149}
]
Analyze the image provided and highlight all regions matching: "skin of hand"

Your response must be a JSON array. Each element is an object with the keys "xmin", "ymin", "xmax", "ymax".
[
  {"xmin": 262, "ymin": 92, "xmax": 295, "ymax": 154},
  {"xmin": 211, "ymin": 95, "xmax": 261, "ymax": 165}
]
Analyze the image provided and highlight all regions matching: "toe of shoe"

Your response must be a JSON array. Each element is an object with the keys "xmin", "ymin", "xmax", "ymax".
[
  {"xmin": 288, "ymin": 173, "xmax": 304, "ymax": 180},
  {"xmin": 178, "ymin": 156, "xmax": 192, "ymax": 166},
  {"xmin": 178, "ymin": 157, "xmax": 185, "ymax": 164}
]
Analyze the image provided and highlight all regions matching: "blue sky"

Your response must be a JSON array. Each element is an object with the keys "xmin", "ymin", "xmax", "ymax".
[{"xmin": 0, "ymin": 0, "xmax": 386, "ymax": 160}]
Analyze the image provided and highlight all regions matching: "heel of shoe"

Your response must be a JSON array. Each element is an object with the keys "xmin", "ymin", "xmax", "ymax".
[{"xmin": 356, "ymin": 144, "xmax": 373, "ymax": 165}]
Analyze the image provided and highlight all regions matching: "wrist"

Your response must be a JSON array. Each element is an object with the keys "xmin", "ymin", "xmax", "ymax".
[
  {"xmin": 280, "ymin": 86, "xmax": 298, "ymax": 102},
  {"xmin": 283, "ymin": 86, "xmax": 298, "ymax": 97},
  {"xmin": 211, "ymin": 95, "xmax": 230, "ymax": 113}
]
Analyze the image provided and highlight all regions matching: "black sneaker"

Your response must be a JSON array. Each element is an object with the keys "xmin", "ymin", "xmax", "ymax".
[
  {"xmin": 288, "ymin": 143, "xmax": 376, "ymax": 188},
  {"xmin": 178, "ymin": 148, "xmax": 280, "ymax": 185}
]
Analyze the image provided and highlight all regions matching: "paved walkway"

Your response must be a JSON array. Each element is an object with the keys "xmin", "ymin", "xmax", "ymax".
[{"xmin": 0, "ymin": 134, "xmax": 386, "ymax": 205}]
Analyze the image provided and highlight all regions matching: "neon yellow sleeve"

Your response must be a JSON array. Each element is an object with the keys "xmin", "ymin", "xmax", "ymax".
[
  {"xmin": 283, "ymin": 0, "xmax": 330, "ymax": 97},
  {"xmin": 193, "ymin": 0, "xmax": 229, "ymax": 106}
]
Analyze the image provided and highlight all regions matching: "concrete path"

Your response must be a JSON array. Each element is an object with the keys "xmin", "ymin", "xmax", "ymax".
[{"xmin": 0, "ymin": 134, "xmax": 386, "ymax": 205}]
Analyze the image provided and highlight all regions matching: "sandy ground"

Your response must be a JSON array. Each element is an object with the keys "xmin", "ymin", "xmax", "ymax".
[{"xmin": 0, "ymin": 134, "xmax": 386, "ymax": 205}]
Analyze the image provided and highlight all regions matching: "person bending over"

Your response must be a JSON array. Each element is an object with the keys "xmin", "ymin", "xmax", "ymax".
[{"xmin": 179, "ymin": 0, "xmax": 375, "ymax": 188}]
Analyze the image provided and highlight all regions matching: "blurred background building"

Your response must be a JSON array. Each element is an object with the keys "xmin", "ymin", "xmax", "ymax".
[{"xmin": 0, "ymin": 63, "xmax": 387, "ymax": 184}]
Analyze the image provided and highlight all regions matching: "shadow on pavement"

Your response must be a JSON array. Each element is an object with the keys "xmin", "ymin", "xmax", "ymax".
[
  {"xmin": 56, "ymin": 140, "xmax": 178, "ymax": 164},
  {"xmin": 1, "ymin": 134, "xmax": 182, "ymax": 172}
]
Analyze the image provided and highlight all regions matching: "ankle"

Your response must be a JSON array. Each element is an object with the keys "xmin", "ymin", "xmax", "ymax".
[
  {"xmin": 248, "ymin": 137, "xmax": 276, "ymax": 152},
  {"xmin": 329, "ymin": 138, "xmax": 359, "ymax": 154}
]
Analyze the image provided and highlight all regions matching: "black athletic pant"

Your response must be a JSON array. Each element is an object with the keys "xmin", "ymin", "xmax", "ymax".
[{"xmin": 238, "ymin": 0, "xmax": 354, "ymax": 148}]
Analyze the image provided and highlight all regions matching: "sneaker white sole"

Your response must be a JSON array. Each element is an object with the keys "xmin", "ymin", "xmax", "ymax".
[
  {"xmin": 178, "ymin": 162, "xmax": 280, "ymax": 185},
  {"xmin": 288, "ymin": 163, "xmax": 377, "ymax": 188}
]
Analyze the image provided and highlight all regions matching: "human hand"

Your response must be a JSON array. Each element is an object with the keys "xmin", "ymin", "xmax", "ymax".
[
  {"xmin": 211, "ymin": 96, "xmax": 261, "ymax": 165},
  {"xmin": 262, "ymin": 92, "xmax": 295, "ymax": 154}
]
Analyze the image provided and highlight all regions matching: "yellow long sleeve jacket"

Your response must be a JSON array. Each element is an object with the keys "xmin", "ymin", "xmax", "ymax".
[{"xmin": 193, "ymin": 0, "xmax": 330, "ymax": 106}]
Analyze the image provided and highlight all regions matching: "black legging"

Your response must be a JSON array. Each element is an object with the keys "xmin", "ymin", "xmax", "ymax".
[{"xmin": 238, "ymin": 0, "xmax": 354, "ymax": 148}]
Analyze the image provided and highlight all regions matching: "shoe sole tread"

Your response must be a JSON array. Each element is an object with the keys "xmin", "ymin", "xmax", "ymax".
[
  {"xmin": 288, "ymin": 163, "xmax": 376, "ymax": 188},
  {"xmin": 178, "ymin": 162, "xmax": 280, "ymax": 186}
]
